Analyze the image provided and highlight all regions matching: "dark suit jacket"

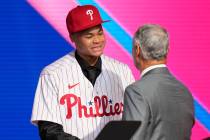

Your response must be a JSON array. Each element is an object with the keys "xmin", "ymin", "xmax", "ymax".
[{"xmin": 122, "ymin": 67, "xmax": 194, "ymax": 140}]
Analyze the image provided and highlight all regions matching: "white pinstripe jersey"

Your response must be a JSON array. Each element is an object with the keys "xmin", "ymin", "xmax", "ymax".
[{"xmin": 31, "ymin": 51, "xmax": 135, "ymax": 140}]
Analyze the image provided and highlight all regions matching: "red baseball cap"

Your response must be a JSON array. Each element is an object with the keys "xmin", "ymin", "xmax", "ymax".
[{"xmin": 66, "ymin": 5, "xmax": 109, "ymax": 34}]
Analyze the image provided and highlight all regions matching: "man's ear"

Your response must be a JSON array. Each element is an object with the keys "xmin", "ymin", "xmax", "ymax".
[{"xmin": 135, "ymin": 44, "xmax": 141, "ymax": 57}]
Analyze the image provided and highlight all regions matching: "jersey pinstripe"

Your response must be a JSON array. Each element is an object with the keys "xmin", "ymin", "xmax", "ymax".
[{"xmin": 31, "ymin": 51, "xmax": 135, "ymax": 140}]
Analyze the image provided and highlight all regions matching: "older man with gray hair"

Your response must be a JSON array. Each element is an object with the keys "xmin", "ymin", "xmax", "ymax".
[{"xmin": 122, "ymin": 24, "xmax": 194, "ymax": 140}]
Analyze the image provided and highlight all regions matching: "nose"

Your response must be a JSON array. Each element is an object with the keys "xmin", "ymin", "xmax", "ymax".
[{"xmin": 93, "ymin": 36, "xmax": 100, "ymax": 43}]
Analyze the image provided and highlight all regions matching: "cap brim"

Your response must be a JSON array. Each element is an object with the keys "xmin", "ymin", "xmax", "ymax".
[{"xmin": 102, "ymin": 20, "xmax": 111, "ymax": 23}]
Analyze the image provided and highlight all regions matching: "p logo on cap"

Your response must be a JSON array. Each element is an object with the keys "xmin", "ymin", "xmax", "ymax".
[
  {"xmin": 86, "ymin": 10, "xmax": 94, "ymax": 20},
  {"xmin": 66, "ymin": 5, "xmax": 109, "ymax": 34}
]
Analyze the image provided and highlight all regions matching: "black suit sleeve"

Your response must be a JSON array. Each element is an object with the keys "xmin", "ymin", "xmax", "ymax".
[{"xmin": 38, "ymin": 121, "xmax": 80, "ymax": 140}]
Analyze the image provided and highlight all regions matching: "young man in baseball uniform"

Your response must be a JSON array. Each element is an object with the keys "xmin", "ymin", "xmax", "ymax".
[{"xmin": 31, "ymin": 5, "xmax": 135, "ymax": 140}]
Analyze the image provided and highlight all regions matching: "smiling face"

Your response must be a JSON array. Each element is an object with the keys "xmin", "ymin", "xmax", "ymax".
[{"xmin": 71, "ymin": 25, "xmax": 106, "ymax": 59}]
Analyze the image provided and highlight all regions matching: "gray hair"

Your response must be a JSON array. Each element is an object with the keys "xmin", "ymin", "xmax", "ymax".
[{"xmin": 133, "ymin": 24, "xmax": 169, "ymax": 60}]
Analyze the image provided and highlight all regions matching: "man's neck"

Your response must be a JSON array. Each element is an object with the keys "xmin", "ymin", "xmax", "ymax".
[
  {"xmin": 140, "ymin": 59, "xmax": 167, "ymax": 72},
  {"xmin": 76, "ymin": 52, "xmax": 99, "ymax": 66}
]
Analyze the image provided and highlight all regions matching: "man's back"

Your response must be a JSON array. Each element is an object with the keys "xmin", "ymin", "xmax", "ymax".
[{"xmin": 123, "ymin": 67, "xmax": 194, "ymax": 140}]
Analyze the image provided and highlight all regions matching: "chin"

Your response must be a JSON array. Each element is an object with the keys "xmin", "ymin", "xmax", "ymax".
[
  {"xmin": 93, "ymin": 52, "xmax": 103, "ymax": 57},
  {"xmin": 92, "ymin": 50, "xmax": 103, "ymax": 56}
]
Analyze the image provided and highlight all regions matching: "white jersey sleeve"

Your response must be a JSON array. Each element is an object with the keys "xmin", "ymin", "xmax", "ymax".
[
  {"xmin": 125, "ymin": 65, "xmax": 135, "ymax": 85},
  {"xmin": 31, "ymin": 70, "xmax": 62, "ymax": 125}
]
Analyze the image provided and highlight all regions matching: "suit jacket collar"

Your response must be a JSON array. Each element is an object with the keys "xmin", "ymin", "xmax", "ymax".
[
  {"xmin": 141, "ymin": 67, "xmax": 170, "ymax": 78},
  {"xmin": 141, "ymin": 64, "xmax": 166, "ymax": 77}
]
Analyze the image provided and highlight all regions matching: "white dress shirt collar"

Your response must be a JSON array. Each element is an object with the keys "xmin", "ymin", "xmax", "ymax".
[{"xmin": 141, "ymin": 64, "xmax": 167, "ymax": 77}]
